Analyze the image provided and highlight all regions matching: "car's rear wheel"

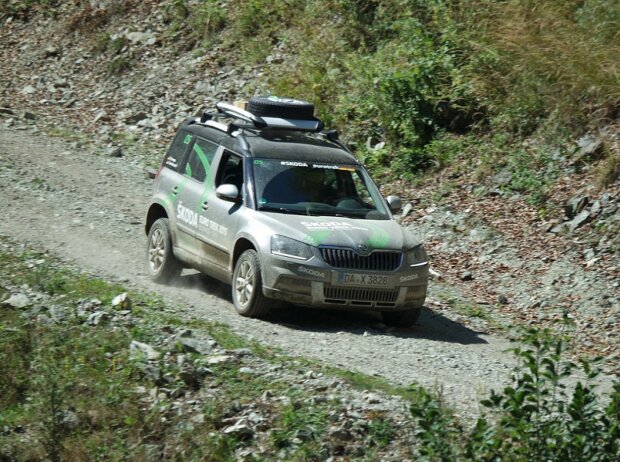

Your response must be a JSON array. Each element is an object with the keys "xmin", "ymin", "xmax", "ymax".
[
  {"xmin": 146, "ymin": 218, "xmax": 182, "ymax": 283},
  {"xmin": 232, "ymin": 250, "xmax": 271, "ymax": 318},
  {"xmin": 382, "ymin": 307, "xmax": 422, "ymax": 327}
]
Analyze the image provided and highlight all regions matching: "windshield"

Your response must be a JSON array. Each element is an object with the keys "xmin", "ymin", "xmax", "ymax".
[{"xmin": 252, "ymin": 158, "xmax": 390, "ymax": 219}]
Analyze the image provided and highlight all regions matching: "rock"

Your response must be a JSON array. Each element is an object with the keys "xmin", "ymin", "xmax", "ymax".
[
  {"xmin": 490, "ymin": 170, "xmax": 512, "ymax": 187},
  {"xmin": 498, "ymin": 294, "xmax": 509, "ymax": 305},
  {"xmin": 577, "ymin": 135, "xmax": 603, "ymax": 159},
  {"xmin": 134, "ymin": 362, "xmax": 162, "ymax": 382},
  {"xmin": 36, "ymin": 314, "xmax": 53, "ymax": 325},
  {"xmin": 171, "ymin": 337, "xmax": 213, "ymax": 355},
  {"xmin": 53, "ymin": 78, "xmax": 70, "ymax": 89},
  {"xmin": 108, "ymin": 146, "xmax": 123, "ymax": 158},
  {"xmin": 61, "ymin": 410, "xmax": 79, "ymax": 429},
  {"xmin": 178, "ymin": 367, "xmax": 201, "ymax": 389},
  {"xmin": 93, "ymin": 110, "xmax": 109, "ymax": 123},
  {"xmin": 549, "ymin": 221, "xmax": 570, "ymax": 235},
  {"xmin": 48, "ymin": 305, "xmax": 69, "ymax": 323},
  {"xmin": 124, "ymin": 112, "xmax": 147, "ymax": 125},
  {"xmin": 207, "ymin": 354, "xmax": 234, "ymax": 365},
  {"xmin": 567, "ymin": 209, "xmax": 591, "ymax": 232},
  {"xmin": 3, "ymin": 293, "xmax": 31, "ymax": 308},
  {"xmin": 400, "ymin": 202, "xmax": 414, "ymax": 219},
  {"xmin": 565, "ymin": 195, "xmax": 589, "ymax": 219},
  {"xmin": 86, "ymin": 311, "xmax": 108, "ymax": 326},
  {"xmin": 23, "ymin": 112, "xmax": 36, "ymax": 121},
  {"xmin": 583, "ymin": 248, "xmax": 596, "ymax": 261},
  {"xmin": 222, "ymin": 418, "xmax": 254, "ymax": 439},
  {"xmin": 145, "ymin": 167, "xmax": 158, "ymax": 179},
  {"xmin": 329, "ymin": 425, "xmax": 353, "ymax": 441},
  {"xmin": 590, "ymin": 200, "xmax": 602, "ymax": 217},
  {"xmin": 112, "ymin": 292, "xmax": 131, "ymax": 309},
  {"xmin": 20, "ymin": 85, "xmax": 36, "ymax": 95},
  {"xmin": 459, "ymin": 271, "xmax": 474, "ymax": 281},
  {"xmin": 429, "ymin": 268, "xmax": 442, "ymax": 280},
  {"xmin": 44, "ymin": 46, "xmax": 59, "ymax": 58},
  {"xmin": 137, "ymin": 118, "xmax": 157, "ymax": 129},
  {"xmin": 0, "ymin": 108, "xmax": 15, "ymax": 115},
  {"xmin": 130, "ymin": 340, "xmax": 160, "ymax": 361},
  {"xmin": 125, "ymin": 31, "xmax": 157, "ymax": 46},
  {"xmin": 232, "ymin": 348, "xmax": 252, "ymax": 357}
]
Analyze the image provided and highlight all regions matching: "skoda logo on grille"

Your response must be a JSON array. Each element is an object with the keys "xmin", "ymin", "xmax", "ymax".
[{"xmin": 357, "ymin": 243, "xmax": 369, "ymax": 255}]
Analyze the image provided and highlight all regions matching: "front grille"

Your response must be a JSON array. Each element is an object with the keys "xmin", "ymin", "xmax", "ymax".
[
  {"xmin": 324, "ymin": 286, "xmax": 399, "ymax": 305},
  {"xmin": 320, "ymin": 248, "xmax": 402, "ymax": 271}
]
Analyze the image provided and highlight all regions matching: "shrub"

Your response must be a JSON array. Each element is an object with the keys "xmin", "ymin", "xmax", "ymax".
[{"xmin": 409, "ymin": 329, "xmax": 620, "ymax": 461}]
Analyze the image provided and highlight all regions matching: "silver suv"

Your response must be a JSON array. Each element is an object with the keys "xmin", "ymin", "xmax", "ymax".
[{"xmin": 145, "ymin": 97, "xmax": 429, "ymax": 326}]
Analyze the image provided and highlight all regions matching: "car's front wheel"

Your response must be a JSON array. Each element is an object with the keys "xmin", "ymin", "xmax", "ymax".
[
  {"xmin": 382, "ymin": 307, "xmax": 422, "ymax": 327},
  {"xmin": 146, "ymin": 218, "xmax": 182, "ymax": 283},
  {"xmin": 232, "ymin": 250, "xmax": 271, "ymax": 318}
]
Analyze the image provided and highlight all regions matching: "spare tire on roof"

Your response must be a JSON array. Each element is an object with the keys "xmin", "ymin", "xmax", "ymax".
[{"xmin": 247, "ymin": 96, "xmax": 315, "ymax": 119}]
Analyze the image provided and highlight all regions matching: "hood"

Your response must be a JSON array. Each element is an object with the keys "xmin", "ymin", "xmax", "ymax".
[{"xmin": 259, "ymin": 212, "xmax": 421, "ymax": 251}]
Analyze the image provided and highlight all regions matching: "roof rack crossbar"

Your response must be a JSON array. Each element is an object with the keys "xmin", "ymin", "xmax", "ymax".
[{"xmin": 216, "ymin": 102, "xmax": 267, "ymax": 129}]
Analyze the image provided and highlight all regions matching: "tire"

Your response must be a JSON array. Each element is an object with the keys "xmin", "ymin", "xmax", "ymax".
[
  {"xmin": 232, "ymin": 250, "xmax": 271, "ymax": 318},
  {"xmin": 382, "ymin": 307, "xmax": 422, "ymax": 327},
  {"xmin": 247, "ymin": 96, "xmax": 315, "ymax": 119},
  {"xmin": 146, "ymin": 218, "xmax": 182, "ymax": 283}
]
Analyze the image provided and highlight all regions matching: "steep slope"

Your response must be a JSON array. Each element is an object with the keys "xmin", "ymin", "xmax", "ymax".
[{"xmin": 0, "ymin": 1, "xmax": 618, "ymax": 374}]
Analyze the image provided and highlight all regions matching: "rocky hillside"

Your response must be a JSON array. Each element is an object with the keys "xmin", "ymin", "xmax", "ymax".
[{"xmin": 0, "ymin": 0, "xmax": 619, "ymax": 371}]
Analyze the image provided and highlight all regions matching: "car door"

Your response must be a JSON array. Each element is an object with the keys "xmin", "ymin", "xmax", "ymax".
[
  {"xmin": 174, "ymin": 136, "xmax": 218, "ymax": 255},
  {"xmin": 194, "ymin": 150, "xmax": 246, "ymax": 271}
]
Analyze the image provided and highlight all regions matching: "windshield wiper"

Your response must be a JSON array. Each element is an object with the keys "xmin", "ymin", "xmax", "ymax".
[{"xmin": 258, "ymin": 206, "xmax": 308, "ymax": 215}]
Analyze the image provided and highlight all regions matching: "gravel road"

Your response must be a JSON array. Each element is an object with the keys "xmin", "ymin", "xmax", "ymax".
[{"xmin": 1, "ymin": 126, "xmax": 521, "ymax": 418}]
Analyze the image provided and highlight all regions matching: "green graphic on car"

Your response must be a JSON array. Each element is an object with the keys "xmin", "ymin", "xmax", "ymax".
[{"xmin": 193, "ymin": 142, "xmax": 214, "ymax": 212}]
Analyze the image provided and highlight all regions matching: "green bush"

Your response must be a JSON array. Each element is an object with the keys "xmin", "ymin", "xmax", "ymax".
[{"xmin": 410, "ymin": 329, "xmax": 620, "ymax": 461}]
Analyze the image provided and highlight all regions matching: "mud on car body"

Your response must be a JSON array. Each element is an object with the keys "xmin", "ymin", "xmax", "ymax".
[{"xmin": 145, "ymin": 97, "xmax": 429, "ymax": 326}]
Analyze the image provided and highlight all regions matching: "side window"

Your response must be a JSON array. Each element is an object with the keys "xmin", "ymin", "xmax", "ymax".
[
  {"xmin": 164, "ymin": 130, "xmax": 192, "ymax": 172},
  {"xmin": 184, "ymin": 137, "xmax": 217, "ymax": 183},
  {"xmin": 216, "ymin": 152, "xmax": 244, "ymax": 190},
  {"xmin": 351, "ymin": 171, "xmax": 375, "ymax": 206}
]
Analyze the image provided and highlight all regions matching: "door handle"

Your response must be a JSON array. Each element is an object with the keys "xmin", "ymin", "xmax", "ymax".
[
  {"xmin": 202, "ymin": 202, "xmax": 209, "ymax": 211},
  {"xmin": 171, "ymin": 186, "xmax": 179, "ymax": 196}
]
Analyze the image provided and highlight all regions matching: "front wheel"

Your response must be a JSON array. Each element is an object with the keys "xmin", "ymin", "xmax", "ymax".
[
  {"xmin": 232, "ymin": 250, "xmax": 271, "ymax": 318},
  {"xmin": 382, "ymin": 307, "xmax": 422, "ymax": 327},
  {"xmin": 146, "ymin": 218, "xmax": 182, "ymax": 283}
]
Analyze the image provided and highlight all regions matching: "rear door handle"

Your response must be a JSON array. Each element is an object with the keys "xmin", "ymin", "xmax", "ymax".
[
  {"xmin": 202, "ymin": 202, "xmax": 209, "ymax": 211},
  {"xmin": 171, "ymin": 186, "xmax": 179, "ymax": 196}
]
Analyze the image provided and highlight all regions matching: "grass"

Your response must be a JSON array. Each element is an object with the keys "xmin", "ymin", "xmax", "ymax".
[
  {"xmin": 2, "ymin": 234, "xmax": 620, "ymax": 460},
  {"xmin": 0, "ymin": 239, "xmax": 412, "ymax": 460}
]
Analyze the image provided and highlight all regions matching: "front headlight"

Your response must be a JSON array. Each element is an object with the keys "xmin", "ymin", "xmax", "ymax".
[
  {"xmin": 405, "ymin": 245, "xmax": 428, "ymax": 266},
  {"xmin": 271, "ymin": 235, "xmax": 313, "ymax": 260}
]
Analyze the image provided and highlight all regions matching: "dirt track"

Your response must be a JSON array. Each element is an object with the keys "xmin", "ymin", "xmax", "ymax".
[{"xmin": 0, "ymin": 126, "xmax": 542, "ymax": 418}]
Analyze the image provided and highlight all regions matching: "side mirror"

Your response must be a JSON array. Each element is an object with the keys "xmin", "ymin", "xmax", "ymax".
[
  {"xmin": 386, "ymin": 195, "xmax": 402, "ymax": 213},
  {"xmin": 216, "ymin": 184, "xmax": 239, "ymax": 202}
]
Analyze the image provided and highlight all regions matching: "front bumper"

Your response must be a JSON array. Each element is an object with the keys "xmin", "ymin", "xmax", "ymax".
[{"xmin": 262, "ymin": 254, "xmax": 428, "ymax": 311}]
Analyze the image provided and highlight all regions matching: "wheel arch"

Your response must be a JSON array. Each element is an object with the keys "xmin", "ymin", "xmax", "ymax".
[
  {"xmin": 145, "ymin": 203, "xmax": 168, "ymax": 235},
  {"xmin": 232, "ymin": 238, "xmax": 257, "ymax": 269}
]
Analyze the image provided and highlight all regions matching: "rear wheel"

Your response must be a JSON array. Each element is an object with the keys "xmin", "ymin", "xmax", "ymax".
[
  {"xmin": 232, "ymin": 250, "xmax": 271, "ymax": 318},
  {"xmin": 382, "ymin": 307, "xmax": 422, "ymax": 327},
  {"xmin": 146, "ymin": 218, "xmax": 182, "ymax": 283}
]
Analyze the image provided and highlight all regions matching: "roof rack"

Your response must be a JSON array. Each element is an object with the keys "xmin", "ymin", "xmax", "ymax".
[{"xmin": 198, "ymin": 101, "xmax": 324, "ymax": 133}]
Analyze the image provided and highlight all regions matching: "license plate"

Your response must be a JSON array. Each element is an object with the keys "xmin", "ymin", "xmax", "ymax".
[{"xmin": 338, "ymin": 273, "xmax": 389, "ymax": 287}]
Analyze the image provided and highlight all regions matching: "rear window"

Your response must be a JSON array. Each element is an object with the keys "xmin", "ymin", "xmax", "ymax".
[
  {"xmin": 163, "ymin": 130, "xmax": 192, "ymax": 172},
  {"xmin": 184, "ymin": 138, "xmax": 218, "ymax": 183}
]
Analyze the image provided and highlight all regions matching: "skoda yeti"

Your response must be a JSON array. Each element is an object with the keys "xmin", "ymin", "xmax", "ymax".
[{"xmin": 145, "ymin": 97, "xmax": 429, "ymax": 326}]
